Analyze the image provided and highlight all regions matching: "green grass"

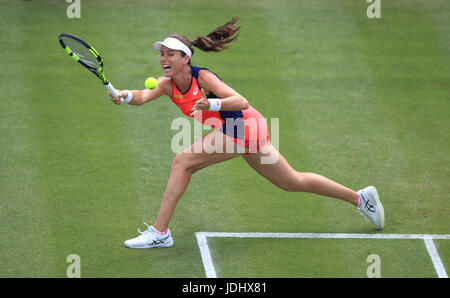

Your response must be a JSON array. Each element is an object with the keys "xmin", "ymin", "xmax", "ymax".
[
  {"xmin": 209, "ymin": 238, "xmax": 436, "ymax": 278},
  {"xmin": 0, "ymin": 0, "xmax": 448, "ymax": 277}
]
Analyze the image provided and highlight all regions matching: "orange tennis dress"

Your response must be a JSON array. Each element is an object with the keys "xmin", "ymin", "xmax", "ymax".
[{"xmin": 171, "ymin": 66, "xmax": 269, "ymax": 153}]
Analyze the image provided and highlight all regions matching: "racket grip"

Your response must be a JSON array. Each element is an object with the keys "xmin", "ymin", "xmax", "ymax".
[{"xmin": 105, "ymin": 82, "xmax": 123, "ymax": 102}]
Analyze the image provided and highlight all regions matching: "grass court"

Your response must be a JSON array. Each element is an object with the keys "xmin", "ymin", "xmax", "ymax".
[{"xmin": 0, "ymin": 0, "xmax": 449, "ymax": 278}]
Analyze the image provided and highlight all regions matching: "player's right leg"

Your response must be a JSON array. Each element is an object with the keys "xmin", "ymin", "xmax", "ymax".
[{"xmin": 124, "ymin": 129, "xmax": 242, "ymax": 249}]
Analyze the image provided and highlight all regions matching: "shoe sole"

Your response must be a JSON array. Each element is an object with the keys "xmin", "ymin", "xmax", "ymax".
[{"xmin": 367, "ymin": 186, "xmax": 385, "ymax": 230}]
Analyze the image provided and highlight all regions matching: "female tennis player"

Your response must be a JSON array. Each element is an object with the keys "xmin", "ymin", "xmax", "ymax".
[{"xmin": 108, "ymin": 16, "xmax": 384, "ymax": 249}]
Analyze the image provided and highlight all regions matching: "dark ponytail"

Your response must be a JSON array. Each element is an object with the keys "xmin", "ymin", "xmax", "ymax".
[
  {"xmin": 169, "ymin": 15, "xmax": 241, "ymax": 58},
  {"xmin": 191, "ymin": 15, "xmax": 241, "ymax": 52}
]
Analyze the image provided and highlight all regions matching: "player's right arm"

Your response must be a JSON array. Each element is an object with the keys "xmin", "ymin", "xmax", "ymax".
[{"xmin": 108, "ymin": 77, "xmax": 172, "ymax": 105}]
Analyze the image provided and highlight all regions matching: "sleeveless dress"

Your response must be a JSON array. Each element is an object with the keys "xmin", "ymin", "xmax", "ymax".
[{"xmin": 170, "ymin": 66, "xmax": 269, "ymax": 153}]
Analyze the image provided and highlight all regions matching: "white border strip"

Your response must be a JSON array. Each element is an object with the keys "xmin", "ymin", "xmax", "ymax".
[{"xmin": 195, "ymin": 232, "xmax": 450, "ymax": 278}]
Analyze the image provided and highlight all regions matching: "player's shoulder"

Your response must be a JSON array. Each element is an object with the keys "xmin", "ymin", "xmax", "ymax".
[
  {"xmin": 155, "ymin": 76, "xmax": 173, "ymax": 97},
  {"xmin": 157, "ymin": 76, "xmax": 172, "ymax": 85},
  {"xmin": 157, "ymin": 76, "xmax": 172, "ymax": 88},
  {"xmin": 195, "ymin": 66, "xmax": 222, "ymax": 86}
]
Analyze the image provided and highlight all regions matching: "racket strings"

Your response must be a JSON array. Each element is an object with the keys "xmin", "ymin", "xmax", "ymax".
[{"xmin": 61, "ymin": 37, "xmax": 100, "ymax": 69}]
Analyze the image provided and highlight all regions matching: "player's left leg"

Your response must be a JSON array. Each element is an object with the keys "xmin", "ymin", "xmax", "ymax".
[
  {"xmin": 243, "ymin": 143, "xmax": 358, "ymax": 205},
  {"xmin": 243, "ymin": 143, "xmax": 384, "ymax": 229}
]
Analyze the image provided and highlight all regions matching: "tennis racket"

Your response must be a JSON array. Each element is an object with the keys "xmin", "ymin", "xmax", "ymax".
[{"xmin": 58, "ymin": 33, "xmax": 123, "ymax": 102}]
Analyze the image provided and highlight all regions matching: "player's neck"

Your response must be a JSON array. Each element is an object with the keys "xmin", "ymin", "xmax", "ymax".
[{"xmin": 172, "ymin": 65, "xmax": 192, "ymax": 93}]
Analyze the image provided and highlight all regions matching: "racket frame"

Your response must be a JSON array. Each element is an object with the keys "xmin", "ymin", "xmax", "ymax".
[{"xmin": 58, "ymin": 33, "xmax": 119, "ymax": 98}]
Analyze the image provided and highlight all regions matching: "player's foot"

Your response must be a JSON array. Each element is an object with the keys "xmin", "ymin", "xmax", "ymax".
[
  {"xmin": 357, "ymin": 186, "xmax": 385, "ymax": 230},
  {"xmin": 124, "ymin": 223, "xmax": 173, "ymax": 249}
]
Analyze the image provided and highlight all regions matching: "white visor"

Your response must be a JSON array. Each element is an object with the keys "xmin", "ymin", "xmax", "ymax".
[{"xmin": 153, "ymin": 37, "xmax": 192, "ymax": 58}]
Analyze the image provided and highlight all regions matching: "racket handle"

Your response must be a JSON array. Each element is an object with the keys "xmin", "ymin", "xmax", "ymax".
[{"xmin": 105, "ymin": 82, "xmax": 124, "ymax": 102}]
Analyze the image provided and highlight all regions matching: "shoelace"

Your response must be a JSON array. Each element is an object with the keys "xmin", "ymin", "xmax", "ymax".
[{"xmin": 137, "ymin": 222, "xmax": 152, "ymax": 235}]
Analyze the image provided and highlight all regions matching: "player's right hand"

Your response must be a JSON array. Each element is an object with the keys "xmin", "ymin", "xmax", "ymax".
[{"xmin": 107, "ymin": 90, "xmax": 126, "ymax": 105}]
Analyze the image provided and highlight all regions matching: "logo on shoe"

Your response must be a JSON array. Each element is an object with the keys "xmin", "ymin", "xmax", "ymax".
[
  {"xmin": 361, "ymin": 193, "xmax": 375, "ymax": 213},
  {"xmin": 151, "ymin": 235, "xmax": 170, "ymax": 245}
]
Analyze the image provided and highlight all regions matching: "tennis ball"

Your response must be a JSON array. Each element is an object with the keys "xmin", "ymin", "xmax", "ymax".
[{"xmin": 145, "ymin": 77, "xmax": 158, "ymax": 90}]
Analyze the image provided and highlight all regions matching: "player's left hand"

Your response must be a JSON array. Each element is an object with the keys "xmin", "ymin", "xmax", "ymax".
[{"xmin": 190, "ymin": 88, "xmax": 209, "ymax": 115}]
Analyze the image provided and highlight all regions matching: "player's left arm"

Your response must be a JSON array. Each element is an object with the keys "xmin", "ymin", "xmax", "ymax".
[{"xmin": 193, "ymin": 69, "xmax": 249, "ymax": 112}]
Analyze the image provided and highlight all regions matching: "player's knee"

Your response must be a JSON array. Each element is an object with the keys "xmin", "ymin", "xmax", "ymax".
[
  {"xmin": 172, "ymin": 152, "xmax": 198, "ymax": 174},
  {"xmin": 278, "ymin": 182, "xmax": 297, "ymax": 192},
  {"xmin": 276, "ymin": 175, "xmax": 306, "ymax": 192},
  {"xmin": 171, "ymin": 153, "xmax": 189, "ymax": 171}
]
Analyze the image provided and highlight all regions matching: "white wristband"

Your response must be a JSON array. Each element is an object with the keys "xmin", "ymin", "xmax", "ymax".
[
  {"xmin": 123, "ymin": 90, "xmax": 133, "ymax": 104},
  {"xmin": 208, "ymin": 98, "xmax": 222, "ymax": 111}
]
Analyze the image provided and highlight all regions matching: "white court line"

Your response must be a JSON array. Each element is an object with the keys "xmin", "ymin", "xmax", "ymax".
[
  {"xmin": 195, "ymin": 232, "xmax": 450, "ymax": 278},
  {"xmin": 424, "ymin": 236, "xmax": 448, "ymax": 278},
  {"xmin": 195, "ymin": 233, "xmax": 217, "ymax": 278}
]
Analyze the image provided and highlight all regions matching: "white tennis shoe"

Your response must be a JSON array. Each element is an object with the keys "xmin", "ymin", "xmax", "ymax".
[
  {"xmin": 124, "ymin": 223, "xmax": 173, "ymax": 249},
  {"xmin": 357, "ymin": 186, "xmax": 385, "ymax": 230}
]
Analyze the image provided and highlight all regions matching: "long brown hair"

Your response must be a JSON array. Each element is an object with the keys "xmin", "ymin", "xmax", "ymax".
[{"xmin": 169, "ymin": 15, "xmax": 241, "ymax": 58}]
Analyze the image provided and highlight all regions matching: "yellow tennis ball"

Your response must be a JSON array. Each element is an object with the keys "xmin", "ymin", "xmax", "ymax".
[{"xmin": 145, "ymin": 77, "xmax": 158, "ymax": 89}]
